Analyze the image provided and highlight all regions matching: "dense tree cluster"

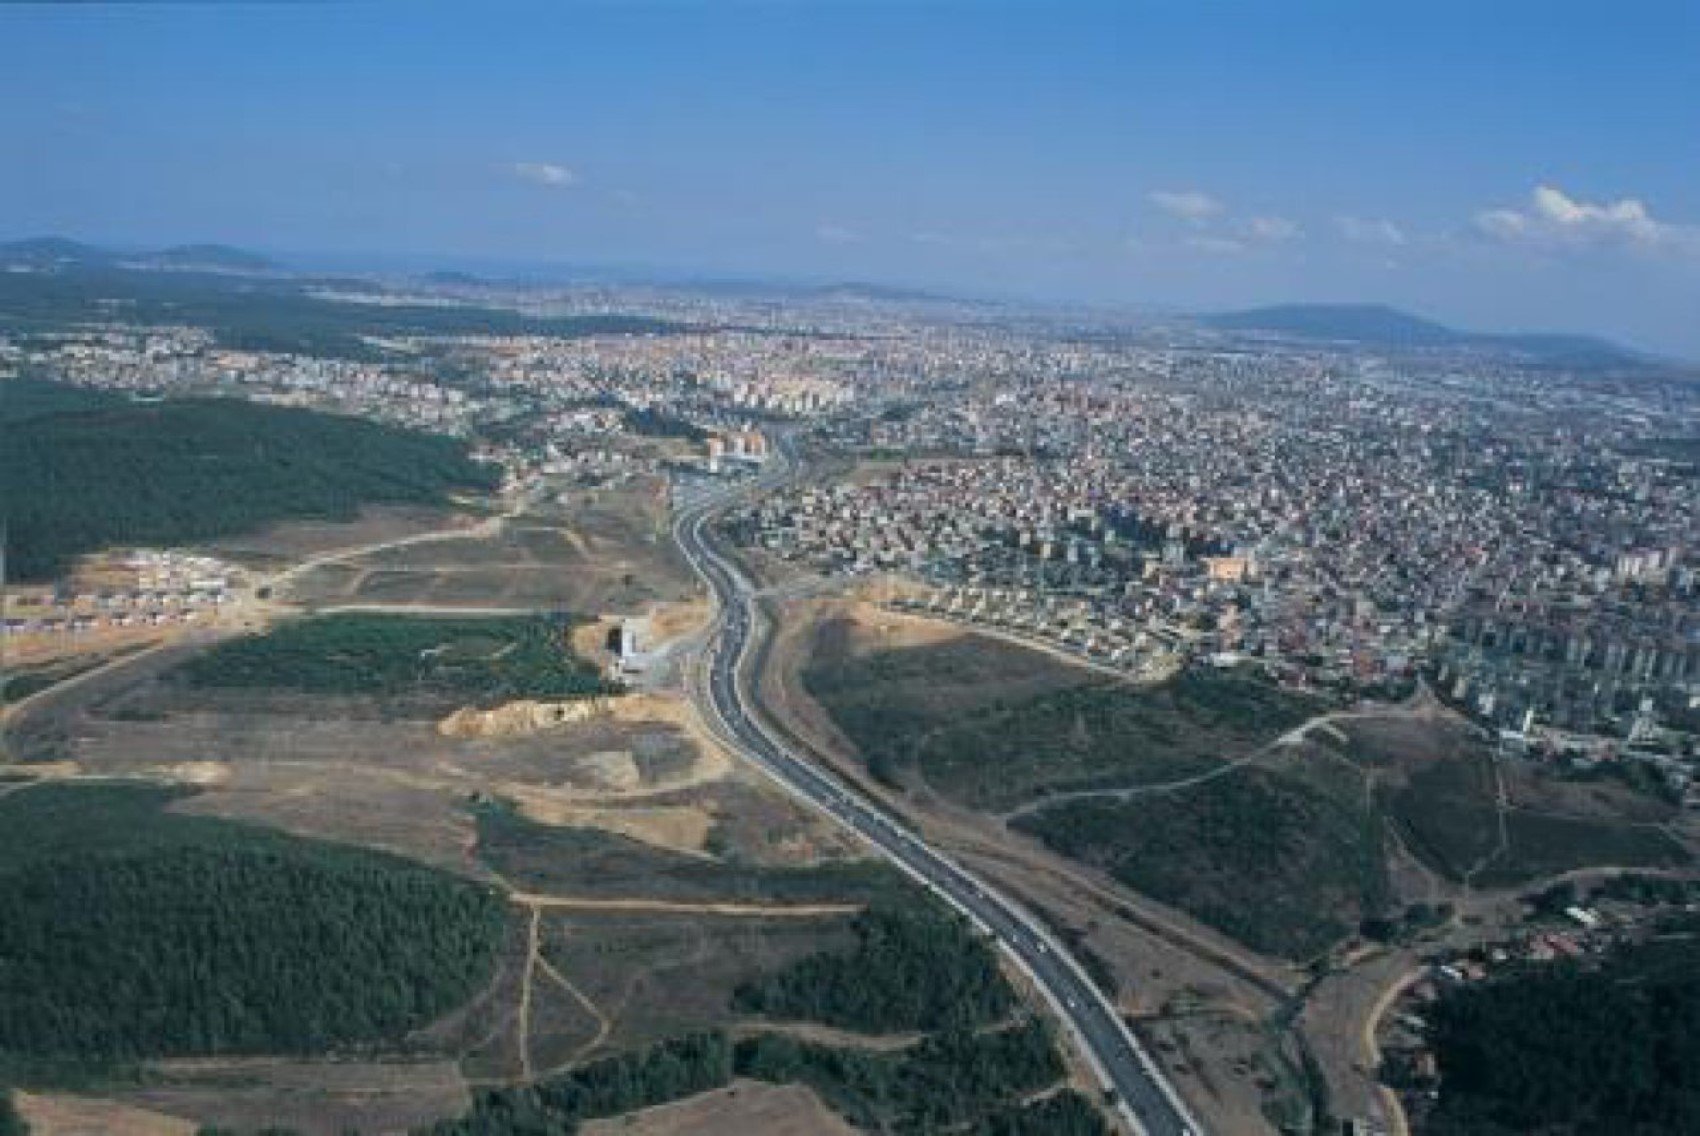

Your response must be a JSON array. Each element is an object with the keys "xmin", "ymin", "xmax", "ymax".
[
  {"xmin": 3, "ymin": 382, "xmax": 500, "ymax": 580},
  {"xmin": 735, "ymin": 1020, "xmax": 1067, "ymax": 1132},
  {"xmin": 0, "ymin": 785, "xmax": 506, "ymax": 1063},
  {"xmin": 1426, "ymin": 917, "xmax": 1700, "ymax": 1134},
  {"xmin": 422, "ymin": 1033, "xmax": 732, "ymax": 1135},
  {"xmin": 734, "ymin": 904, "xmax": 1014, "ymax": 1032},
  {"xmin": 621, "ymin": 407, "xmax": 708, "ymax": 442},
  {"xmin": 982, "ymin": 1090, "xmax": 1112, "ymax": 1136},
  {"xmin": 0, "ymin": 1089, "xmax": 24, "ymax": 1136},
  {"xmin": 179, "ymin": 613, "xmax": 612, "ymax": 704}
]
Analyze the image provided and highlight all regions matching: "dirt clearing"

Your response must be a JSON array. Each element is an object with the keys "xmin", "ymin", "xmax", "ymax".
[{"xmin": 580, "ymin": 1080, "xmax": 856, "ymax": 1136}]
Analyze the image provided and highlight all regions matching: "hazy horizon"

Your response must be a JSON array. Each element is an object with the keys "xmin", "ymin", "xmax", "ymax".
[{"xmin": 4, "ymin": 0, "xmax": 1697, "ymax": 353}]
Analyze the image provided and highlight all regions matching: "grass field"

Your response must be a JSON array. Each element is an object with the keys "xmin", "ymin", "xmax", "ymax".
[
  {"xmin": 803, "ymin": 617, "xmax": 1322, "ymax": 810},
  {"xmin": 537, "ymin": 913, "xmax": 858, "ymax": 1057},
  {"xmin": 284, "ymin": 477, "xmax": 695, "ymax": 616},
  {"xmin": 1365, "ymin": 721, "xmax": 1692, "ymax": 886},
  {"xmin": 476, "ymin": 804, "xmax": 909, "ymax": 907}
]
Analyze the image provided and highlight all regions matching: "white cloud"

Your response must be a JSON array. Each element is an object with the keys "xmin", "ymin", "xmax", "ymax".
[
  {"xmin": 1149, "ymin": 189, "xmax": 1223, "ymax": 223},
  {"xmin": 815, "ymin": 223, "xmax": 863, "ymax": 245},
  {"xmin": 1186, "ymin": 234, "xmax": 1247, "ymax": 255},
  {"xmin": 1245, "ymin": 215, "xmax": 1300, "ymax": 243},
  {"xmin": 1475, "ymin": 184, "xmax": 1697, "ymax": 256},
  {"xmin": 512, "ymin": 161, "xmax": 578, "ymax": 188},
  {"xmin": 1336, "ymin": 215, "xmax": 1407, "ymax": 246}
]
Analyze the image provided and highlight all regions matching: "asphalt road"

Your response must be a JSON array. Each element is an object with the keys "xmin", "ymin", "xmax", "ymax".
[{"xmin": 671, "ymin": 444, "xmax": 1203, "ymax": 1136}]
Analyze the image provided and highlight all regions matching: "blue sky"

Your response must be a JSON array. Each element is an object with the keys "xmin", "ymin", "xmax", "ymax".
[{"xmin": 4, "ymin": 1, "xmax": 1698, "ymax": 354}]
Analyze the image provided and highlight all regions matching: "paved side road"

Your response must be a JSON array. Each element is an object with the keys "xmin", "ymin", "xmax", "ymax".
[{"xmin": 671, "ymin": 441, "xmax": 1204, "ymax": 1136}]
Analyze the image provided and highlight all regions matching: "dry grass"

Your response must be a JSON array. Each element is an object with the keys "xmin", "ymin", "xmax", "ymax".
[
  {"xmin": 13, "ymin": 1092, "xmax": 198, "ymax": 1136},
  {"xmin": 580, "ymin": 1080, "xmax": 857, "ymax": 1136},
  {"xmin": 109, "ymin": 1057, "xmax": 470, "ymax": 1136}
]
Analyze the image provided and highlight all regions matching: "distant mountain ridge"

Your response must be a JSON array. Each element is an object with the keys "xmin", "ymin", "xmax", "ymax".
[
  {"xmin": 141, "ymin": 243, "xmax": 277, "ymax": 272},
  {"xmin": 1204, "ymin": 303, "xmax": 1642, "ymax": 366},
  {"xmin": 0, "ymin": 236, "xmax": 278, "ymax": 274}
]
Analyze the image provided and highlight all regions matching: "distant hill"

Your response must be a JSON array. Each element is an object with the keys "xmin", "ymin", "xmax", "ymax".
[
  {"xmin": 140, "ymin": 243, "xmax": 278, "ymax": 272},
  {"xmin": 419, "ymin": 269, "xmax": 487, "ymax": 286},
  {"xmin": 0, "ymin": 236, "xmax": 116, "ymax": 268},
  {"xmin": 805, "ymin": 281, "xmax": 950, "ymax": 304},
  {"xmin": 0, "ymin": 236, "xmax": 276, "ymax": 274},
  {"xmin": 1204, "ymin": 303, "xmax": 1642, "ymax": 366}
]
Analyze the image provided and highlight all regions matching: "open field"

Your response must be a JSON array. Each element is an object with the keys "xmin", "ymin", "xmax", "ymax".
[
  {"xmin": 1, "ymin": 612, "xmax": 853, "ymax": 873},
  {"xmin": 800, "ymin": 605, "xmax": 1322, "ymax": 811},
  {"xmin": 285, "ymin": 477, "xmax": 695, "ymax": 616},
  {"xmin": 478, "ymin": 804, "xmax": 905, "ymax": 907},
  {"xmin": 112, "ymin": 1058, "xmax": 471, "ymax": 1136},
  {"xmin": 14, "ymin": 1091, "xmax": 199, "ymax": 1136},
  {"xmin": 201, "ymin": 503, "xmax": 483, "ymax": 571},
  {"xmin": 580, "ymin": 1079, "xmax": 856, "ymax": 1136},
  {"xmin": 539, "ymin": 913, "xmax": 858, "ymax": 1058},
  {"xmin": 1350, "ymin": 716, "xmax": 1694, "ymax": 887}
]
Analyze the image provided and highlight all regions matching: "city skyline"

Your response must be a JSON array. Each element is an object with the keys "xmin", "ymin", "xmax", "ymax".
[{"xmin": 4, "ymin": 0, "xmax": 1698, "ymax": 354}]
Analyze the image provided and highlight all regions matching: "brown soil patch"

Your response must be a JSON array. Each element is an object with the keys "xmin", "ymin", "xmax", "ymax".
[
  {"xmin": 649, "ymin": 597, "xmax": 712, "ymax": 641},
  {"xmin": 14, "ymin": 1093, "xmax": 197, "ymax": 1136},
  {"xmin": 835, "ymin": 598, "xmax": 972, "ymax": 654},
  {"xmin": 438, "ymin": 697, "xmax": 613, "ymax": 739},
  {"xmin": 579, "ymin": 1079, "xmax": 857, "ymax": 1136},
  {"xmin": 572, "ymin": 615, "xmax": 622, "ymax": 661},
  {"xmin": 111, "ymin": 1057, "xmax": 469, "ymax": 1136}
]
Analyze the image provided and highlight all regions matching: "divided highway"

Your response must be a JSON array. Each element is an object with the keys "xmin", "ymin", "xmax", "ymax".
[{"xmin": 671, "ymin": 446, "xmax": 1203, "ymax": 1136}]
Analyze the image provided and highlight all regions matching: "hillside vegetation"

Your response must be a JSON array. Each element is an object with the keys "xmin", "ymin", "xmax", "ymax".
[
  {"xmin": 734, "ymin": 1021, "xmax": 1086, "ymax": 1134},
  {"xmin": 0, "ymin": 782, "xmax": 506, "ymax": 1065},
  {"xmin": 179, "ymin": 613, "xmax": 613, "ymax": 706},
  {"xmin": 0, "ymin": 264, "xmax": 689, "ymax": 360},
  {"xmin": 1426, "ymin": 914, "xmax": 1700, "ymax": 1134},
  {"xmin": 426, "ymin": 1033, "xmax": 734, "ymax": 1136},
  {"xmin": 1015, "ymin": 764, "xmax": 1389, "ymax": 959},
  {"xmin": 2, "ymin": 381, "xmax": 500, "ymax": 580},
  {"xmin": 426, "ymin": 1027, "xmax": 1108, "ymax": 1135},
  {"xmin": 734, "ymin": 904, "xmax": 1014, "ymax": 1032},
  {"xmin": 803, "ymin": 622, "xmax": 1322, "ymax": 810}
]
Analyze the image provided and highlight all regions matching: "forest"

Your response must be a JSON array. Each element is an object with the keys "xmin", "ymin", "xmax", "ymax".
[
  {"xmin": 1425, "ymin": 915, "xmax": 1700, "ymax": 1134},
  {"xmin": 430, "ymin": 1023, "xmax": 1101, "ymax": 1135},
  {"xmin": 3, "ymin": 382, "xmax": 500, "ymax": 580},
  {"xmin": 0, "ymin": 783, "xmax": 507, "ymax": 1063},
  {"xmin": 733, "ymin": 903, "xmax": 1014, "ymax": 1032},
  {"xmin": 179, "ymin": 613, "xmax": 613, "ymax": 704},
  {"xmin": 422, "ymin": 1033, "xmax": 732, "ymax": 1135},
  {"xmin": 0, "ymin": 1089, "xmax": 22, "ymax": 1136},
  {"xmin": 734, "ymin": 1020, "xmax": 1079, "ymax": 1132}
]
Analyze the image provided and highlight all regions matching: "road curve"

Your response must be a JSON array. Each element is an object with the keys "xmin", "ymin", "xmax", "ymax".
[{"xmin": 670, "ymin": 441, "xmax": 1203, "ymax": 1136}]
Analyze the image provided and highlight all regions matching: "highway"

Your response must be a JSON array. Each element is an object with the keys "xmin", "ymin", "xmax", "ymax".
[{"xmin": 671, "ymin": 442, "xmax": 1203, "ymax": 1136}]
